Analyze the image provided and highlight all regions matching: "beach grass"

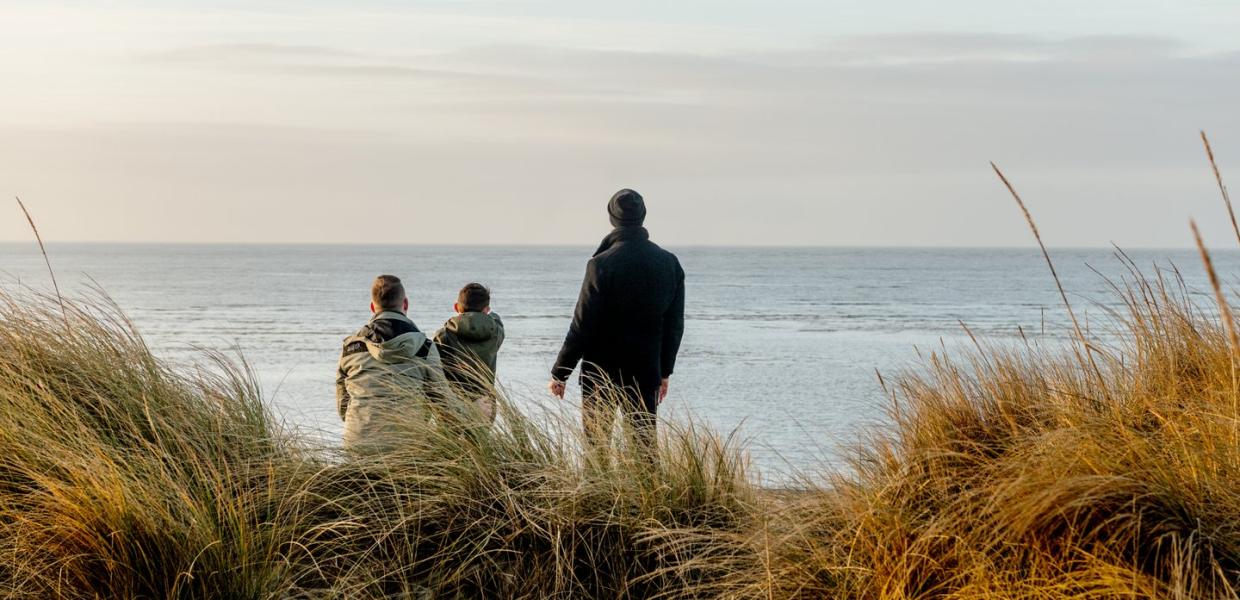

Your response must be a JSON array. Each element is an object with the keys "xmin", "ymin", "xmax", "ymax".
[
  {"xmin": 2, "ymin": 256, "xmax": 1239, "ymax": 599},
  {"xmin": 0, "ymin": 291, "xmax": 761, "ymax": 598},
  {"xmin": 3, "ymin": 150, "xmax": 1240, "ymax": 597}
]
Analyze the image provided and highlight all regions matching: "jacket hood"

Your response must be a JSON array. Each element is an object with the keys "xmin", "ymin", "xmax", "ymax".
[
  {"xmin": 365, "ymin": 331, "xmax": 429, "ymax": 363},
  {"xmin": 593, "ymin": 226, "xmax": 649, "ymax": 257},
  {"xmin": 445, "ymin": 311, "xmax": 500, "ymax": 343},
  {"xmin": 356, "ymin": 311, "xmax": 431, "ymax": 364}
]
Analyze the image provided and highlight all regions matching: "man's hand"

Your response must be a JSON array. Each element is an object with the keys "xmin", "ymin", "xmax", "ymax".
[
  {"xmin": 548, "ymin": 379, "xmax": 567, "ymax": 399},
  {"xmin": 658, "ymin": 378, "xmax": 670, "ymax": 404}
]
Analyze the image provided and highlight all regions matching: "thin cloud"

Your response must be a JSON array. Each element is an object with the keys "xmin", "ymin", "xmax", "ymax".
[
  {"xmin": 144, "ymin": 43, "xmax": 365, "ymax": 64},
  {"xmin": 796, "ymin": 33, "xmax": 1188, "ymax": 65},
  {"xmin": 2, "ymin": 33, "xmax": 1239, "ymax": 246}
]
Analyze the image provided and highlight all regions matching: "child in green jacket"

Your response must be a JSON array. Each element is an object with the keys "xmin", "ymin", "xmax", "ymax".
[{"xmin": 433, "ymin": 283, "xmax": 505, "ymax": 423}]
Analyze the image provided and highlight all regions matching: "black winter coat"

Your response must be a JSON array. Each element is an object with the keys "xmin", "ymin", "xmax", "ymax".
[{"xmin": 553, "ymin": 227, "xmax": 685, "ymax": 394}]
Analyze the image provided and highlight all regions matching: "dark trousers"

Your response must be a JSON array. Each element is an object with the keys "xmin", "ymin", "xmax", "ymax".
[{"xmin": 580, "ymin": 369, "xmax": 658, "ymax": 456}]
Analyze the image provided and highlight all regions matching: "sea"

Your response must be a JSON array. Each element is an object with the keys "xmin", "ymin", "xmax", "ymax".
[{"xmin": 2, "ymin": 244, "xmax": 1236, "ymax": 480}]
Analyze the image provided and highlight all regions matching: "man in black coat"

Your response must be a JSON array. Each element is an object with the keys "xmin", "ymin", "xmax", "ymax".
[{"xmin": 549, "ymin": 189, "xmax": 686, "ymax": 453}]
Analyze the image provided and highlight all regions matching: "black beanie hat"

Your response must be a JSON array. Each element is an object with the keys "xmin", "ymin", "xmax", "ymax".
[{"xmin": 608, "ymin": 188, "xmax": 646, "ymax": 227}]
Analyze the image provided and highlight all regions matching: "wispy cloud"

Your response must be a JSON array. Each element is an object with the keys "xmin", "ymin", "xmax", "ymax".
[
  {"xmin": 793, "ymin": 33, "xmax": 1189, "ymax": 65},
  {"xmin": 145, "ymin": 43, "xmax": 365, "ymax": 64},
  {"xmin": 2, "ymin": 32, "xmax": 1239, "ymax": 246}
]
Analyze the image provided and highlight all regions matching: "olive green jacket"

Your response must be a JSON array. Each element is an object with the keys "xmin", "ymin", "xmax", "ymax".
[{"xmin": 434, "ymin": 311, "xmax": 504, "ymax": 421}]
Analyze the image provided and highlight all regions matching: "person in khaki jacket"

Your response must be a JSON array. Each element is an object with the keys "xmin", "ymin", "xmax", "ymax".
[{"xmin": 335, "ymin": 275, "xmax": 457, "ymax": 453}]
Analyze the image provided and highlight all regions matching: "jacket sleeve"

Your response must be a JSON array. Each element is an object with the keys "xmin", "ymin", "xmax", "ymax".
[
  {"xmin": 424, "ymin": 343, "xmax": 460, "ymax": 409},
  {"xmin": 552, "ymin": 259, "xmax": 604, "ymax": 381},
  {"xmin": 335, "ymin": 359, "xmax": 350, "ymax": 421},
  {"xmin": 431, "ymin": 328, "xmax": 455, "ymax": 374},
  {"xmin": 493, "ymin": 314, "xmax": 505, "ymax": 351},
  {"xmin": 660, "ymin": 258, "xmax": 686, "ymax": 378}
]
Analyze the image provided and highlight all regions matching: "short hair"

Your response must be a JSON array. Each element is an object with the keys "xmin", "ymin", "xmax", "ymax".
[
  {"xmin": 457, "ymin": 282, "xmax": 490, "ymax": 312},
  {"xmin": 371, "ymin": 275, "xmax": 406, "ymax": 311}
]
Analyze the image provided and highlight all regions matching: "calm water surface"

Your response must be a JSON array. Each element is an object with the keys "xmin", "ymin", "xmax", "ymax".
[{"xmin": 2, "ymin": 244, "xmax": 1235, "ymax": 479}]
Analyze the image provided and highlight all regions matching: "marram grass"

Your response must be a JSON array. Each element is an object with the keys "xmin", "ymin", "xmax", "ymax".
[{"xmin": 0, "ymin": 261, "xmax": 1238, "ymax": 599}]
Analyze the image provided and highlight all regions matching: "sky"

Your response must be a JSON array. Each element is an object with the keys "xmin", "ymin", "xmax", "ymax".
[{"xmin": 1, "ymin": 1, "xmax": 1239, "ymax": 247}]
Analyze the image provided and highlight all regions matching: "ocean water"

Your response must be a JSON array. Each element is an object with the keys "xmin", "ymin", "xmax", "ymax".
[{"xmin": 1, "ymin": 244, "xmax": 1236, "ymax": 479}]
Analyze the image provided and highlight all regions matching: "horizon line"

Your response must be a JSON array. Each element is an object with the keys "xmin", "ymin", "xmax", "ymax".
[{"xmin": 0, "ymin": 240, "xmax": 1236, "ymax": 252}]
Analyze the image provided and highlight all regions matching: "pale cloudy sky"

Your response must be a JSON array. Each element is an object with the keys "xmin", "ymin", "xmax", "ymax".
[{"xmin": 1, "ymin": 1, "xmax": 1239, "ymax": 246}]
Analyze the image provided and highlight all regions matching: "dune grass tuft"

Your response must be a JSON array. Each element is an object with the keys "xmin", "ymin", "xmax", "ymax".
[{"xmin": 737, "ymin": 264, "xmax": 1240, "ymax": 599}]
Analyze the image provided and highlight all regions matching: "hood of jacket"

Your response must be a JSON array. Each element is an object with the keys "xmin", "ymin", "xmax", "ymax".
[
  {"xmin": 444, "ymin": 311, "xmax": 501, "ymax": 343},
  {"xmin": 358, "ymin": 311, "xmax": 431, "ymax": 364},
  {"xmin": 592, "ymin": 226, "xmax": 649, "ymax": 257}
]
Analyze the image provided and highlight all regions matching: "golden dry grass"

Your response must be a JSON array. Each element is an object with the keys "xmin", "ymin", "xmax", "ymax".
[
  {"xmin": 3, "ymin": 250, "xmax": 1238, "ymax": 599},
  {"xmin": 0, "ymin": 291, "xmax": 758, "ymax": 598},
  {"xmin": 2, "ymin": 140, "xmax": 1239, "ymax": 597},
  {"xmin": 738, "ymin": 264, "xmax": 1240, "ymax": 599}
]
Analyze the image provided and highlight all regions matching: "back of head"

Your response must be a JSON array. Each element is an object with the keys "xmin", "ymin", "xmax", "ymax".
[
  {"xmin": 457, "ymin": 282, "xmax": 490, "ymax": 313},
  {"xmin": 371, "ymin": 275, "xmax": 406, "ymax": 312},
  {"xmin": 608, "ymin": 188, "xmax": 646, "ymax": 228}
]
